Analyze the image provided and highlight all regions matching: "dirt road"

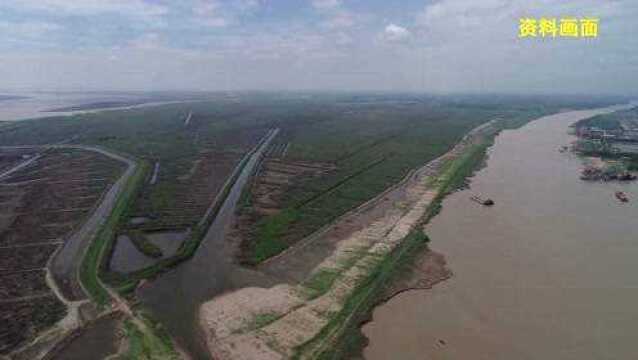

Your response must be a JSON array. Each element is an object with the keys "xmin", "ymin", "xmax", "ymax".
[
  {"xmin": 0, "ymin": 144, "xmax": 136, "ymax": 302},
  {"xmin": 0, "ymin": 154, "xmax": 42, "ymax": 180},
  {"xmin": 48, "ymin": 145, "xmax": 137, "ymax": 301}
]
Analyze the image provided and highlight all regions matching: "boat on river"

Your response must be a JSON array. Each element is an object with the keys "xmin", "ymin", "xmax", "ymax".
[
  {"xmin": 470, "ymin": 195, "xmax": 494, "ymax": 206},
  {"xmin": 615, "ymin": 191, "xmax": 629, "ymax": 202}
]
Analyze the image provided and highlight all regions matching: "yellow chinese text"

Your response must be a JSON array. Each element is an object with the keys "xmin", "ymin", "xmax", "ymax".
[
  {"xmin": 518, "ymin": 17, "xmax": 599, "ymax": 38},
  {"xmin": 519, "ymin": 18, "xmax": 537, "ymax": 37}
]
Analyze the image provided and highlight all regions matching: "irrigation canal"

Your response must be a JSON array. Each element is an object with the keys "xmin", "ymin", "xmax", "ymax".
[{"xmin": 138, "ymin": 129, "xmax": 280, "ymax": 360}]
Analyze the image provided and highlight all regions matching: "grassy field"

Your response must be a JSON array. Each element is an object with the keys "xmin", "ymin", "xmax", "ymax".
[
  {"xmin": 0, "ymin": 98, "xmax": 268, "ymax": 230},
  {"xmin": 0, "ymin": 92, "xmax": 621, "ymax": 358},
  {"xmin": 101, "ymin": 148, "xmax": 255, "ymax": 291},
  {"xmin": 575, "ymin": 106, "xmax": 638, "ymax": 130},
  {"xmin": 292, "ymin": 122, "xmax": 498, "ymax": 360},
  {"xmin": 120, "ymin": 315, "xmax": 177, "ymax": 360},
  {"xmin": 0, "ymin": 94, "xmax": 618, "ymax": 276},
  {"xmin": 243, "ymin": 95, "xmax": 617, "ymax": 264},
  {"xmin": 287, "ymin": 96, "xmax": 623, "ymax": 359},
  {"xmin": 80, "ymin": 161, "xmax": 149, "ymax": 306},
  {"xmin": 0, "ymin": 93, "xmax": 611, "ymax": 269}
]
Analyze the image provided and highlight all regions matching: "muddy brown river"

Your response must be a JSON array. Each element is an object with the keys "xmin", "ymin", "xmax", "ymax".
[{"xmin": 363, "ymin": 107, "xmax": 638, "ymax": 360}]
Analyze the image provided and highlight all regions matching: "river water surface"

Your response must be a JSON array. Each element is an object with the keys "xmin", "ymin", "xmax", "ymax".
[
  {"xmin": 138, "ymin": 129, "xmax": 279, "ymax": 360},
  {"xmin": 363, "ymin": 107, "xmax": 638, "ymax": 360}
]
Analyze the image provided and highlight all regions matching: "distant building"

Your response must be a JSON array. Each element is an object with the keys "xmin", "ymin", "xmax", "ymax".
[
  {"xmin": 579, "ymin": 126, "xmax": 638, "ymax": 143},
  {"xmin": 621, "ymin": 129, "xmax": 638, "ymax": 141},
  {"xmin": 582, "ymin": 127, "xmax": 606, "ymax": 140}
]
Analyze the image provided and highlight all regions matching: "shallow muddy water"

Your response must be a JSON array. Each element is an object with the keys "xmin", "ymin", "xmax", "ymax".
[
  {"xmin": 363, "ymin": 107, "xmax": 638, "ymax": 360},
  {"xmin": 50, "ymin": 316, "xmax": 121, "ymax": 360},
  {"xmin": 138, "ymin": 130, "xmax": 279, "ymax": 360},
  {"xmin": 0, "ymin": 92, "xmax": 144, "ymax": 121},
  {"xmin": 109, "ymin": 232, "xmax": 186, "ymax": 273}
]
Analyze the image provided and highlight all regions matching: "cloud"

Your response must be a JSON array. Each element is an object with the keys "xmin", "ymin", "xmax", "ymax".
[
  {"xmin": 197, "ymin": 17, "xmax": 230, "ymax": 27},
  {"xmin": 191, "ymin": 0, "xmax": 264, "ymax": 28},
  {"xmin": 193, "ymin": 0, "xmax": 230, "ymax": 27},
  {"xmin": 0, "ymin": 21, "xmax": 62, "ymax": 39},
  {"xmin": 0, "ymin": 0, "xmax": 636, "ymax": 95},
  {"xmin": 127, "ymin": 32, "xmax": 162, "ymax": 49},
  {"xmin": 417, "ymin": 0, "xmax": 508, "ymax": 25},
  {"xmin": 235, "ymin": 0, "xmax": 264, "ymax": 12},
  {"xmin": 380, "ymin": 24, "xmax": 411, "ymax": 42},
  {"xmin": 322, "ymin": 11, "xmax": 355, "ymax": 29},
  {"xmin": 2, "ymin": 0, "xmax": 168, "ymax": 19},
  {"xmin": 312, "ymin": 0, "xmax": 341, "ymax": 10},
  {"xmin": 334, "ymin": 32, "xmax": 353, "ymax": 46},
  {"xmin": 407, "ymin": 0, "xmax": 638, "ymax": 93},
  {"xmin": 194, "ymin": 0, "xmax": 222, "ymax": 16}
]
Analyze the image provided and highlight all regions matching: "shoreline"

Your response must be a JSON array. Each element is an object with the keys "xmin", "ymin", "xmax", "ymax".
[
  {"xmin": 361, "ymin": 104, "xmax": 635, "ymax": 360},
  {"xmin": 196, "ymin": 116, "xmax": 501, "ymax": 359}
]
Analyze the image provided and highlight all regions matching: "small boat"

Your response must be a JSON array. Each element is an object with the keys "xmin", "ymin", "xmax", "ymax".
[
  {"xmin": 615, "ymin": 191, "xmax": 629, "ymax": 202},
  {"xmin": 618, "ymin": 172, "xmax": 637, "ymax": 181},
  {"xmin": 470, "ymin": 195, "xmax": 494, "ymax": 206}
]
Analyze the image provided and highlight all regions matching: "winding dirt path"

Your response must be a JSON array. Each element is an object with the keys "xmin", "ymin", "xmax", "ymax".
[
  {"xmin": 1, "ymin": 144, "xmax": 136, "ymax": 360},
  {"xmin": 47, "ymin": 145, "xmax": 136, "ymax": 302}
]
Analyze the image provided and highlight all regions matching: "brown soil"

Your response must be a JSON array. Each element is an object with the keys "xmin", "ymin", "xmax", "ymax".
[
  {"xmin": 0, "ymin": 296, "xmax": 67, "ymax": 355},
  {"xmin": 257, "ymin": 178, "xmax": 409, "ymax": 283},
  {"xmin": 0, "ymin": 148, "xmax": 125, "ymax": 355},
  {"xmin": 0, "ymin": 270, "xmax": 50, "ymax": 299},
  {"xmin": 381, "ymin": 249, "xmax": 452, "ymax": 302},
  {"xmin": 234, "ymin": 157, "xmax": 336, "ymax": 266},
  {"xmin": 198, "ymin": 120, "xmax": 500, "ymax": 359},
  {"xmin": 250, "ymin": 159, "xmax": 335, "ymax": 216},
  {"xmin": 0, "ymin": 148, "xmax": 40, "ymax": 175},
  {"xmin": 127, "ymin": 151, "xmax": 242, "ymax": 232}
]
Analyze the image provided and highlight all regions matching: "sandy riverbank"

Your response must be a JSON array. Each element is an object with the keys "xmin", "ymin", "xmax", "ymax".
[
  {"xmin": 197, "ymin": 120, "xmax": 498, "ymax": 359},
  {"xmin": 363, "ymin": 105, "xmax": 638, "ymax": 360}
]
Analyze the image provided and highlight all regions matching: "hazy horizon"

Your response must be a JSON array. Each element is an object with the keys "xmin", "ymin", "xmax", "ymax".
[
  {"xmin": 1, "ymin": 0, "xmax": 637, "ymax": 95},
  {"xmin": 2, "ymin": 89, "xmax": 635, "ymax": 99}
]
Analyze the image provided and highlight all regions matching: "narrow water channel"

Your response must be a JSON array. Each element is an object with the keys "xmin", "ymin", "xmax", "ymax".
[
  {"xmin": 50, "ymin": 316, "xmax": 121, "ymax": 360},
  {"xmin": 363, "ymin": 107, "xmax": 638, "ymax": 360},
  {"xmin": 138, "ymin": 129, "xmax": 278, "ymax": 360}
]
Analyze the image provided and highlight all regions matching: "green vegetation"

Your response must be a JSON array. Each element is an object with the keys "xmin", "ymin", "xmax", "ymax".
[
  {"xmin": 121, "ymin": 320, "xmax": 146, "ymax": 360},
  {"xmin": 127, "ymin": 231, "xmax": 163, "ymax": 258},
  {"xmin": 119, "ymin": 317, "xmax": 177, "ymax": 360},
  {"xmin": 103, "ymin": 147, "xmax": 254, "ymax": 291},
  {"xmin": 252, "ymin": 208, "xmax": 299, "ymax": 263},
  {"xmin": 246, "ymin": 96, "xmax": 570, "ymax": 264},
  {"xmin": 80, "ymin": 161, "xmax": 149, "ymax": 306},
  {"xmin": 0, "ymin": 94, "xmax": 613, "ymax": 270},
  {"xmin": 437, "ymin": 141, "xmax": 493, "ymax": 197},
  {"xmin": 250, "ymin": 313, "xmax": 282, "ymax": 329},
  {"xmin": 303, "ymin": 268, "xmax": 341, "ymax": 300},
  {"xmin": 292, "ymin": 125, "xmax": 499, "ymax": 359},
  {"xmin": 0, "ymin": 94, "xmax": 621, "ymax": 359},
  {"xmin": 0, "ymin": 99, "xmax": 273, "ymax": 237},
  {"xmin": 575, "ymin": 138, "xmax": 615, "ymax": 155},
  {"xmin": 575, "ymin": 106, "xmax": 638, "ymax": 131},
  {"xmin": 293, "ymin": 229, "xmax": 431, "ymax": 360},
  {"xmin": 235, "ymin": 312, "xmax": 284, "ymax": 334}
]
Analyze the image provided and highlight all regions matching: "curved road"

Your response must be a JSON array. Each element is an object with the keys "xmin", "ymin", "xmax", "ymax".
[
  {"xmin": 0, "ymin": 144, "xmax": 138, "ymax": 302},
  {"xmin": 48, "ymin": 145, "xmax": 137, "ymax": 302}
]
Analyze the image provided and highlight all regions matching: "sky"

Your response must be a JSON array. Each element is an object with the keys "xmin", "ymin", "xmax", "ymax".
[{"xmin": 0, "ymin": 0, "xmax": 636, "ymax": 95}]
